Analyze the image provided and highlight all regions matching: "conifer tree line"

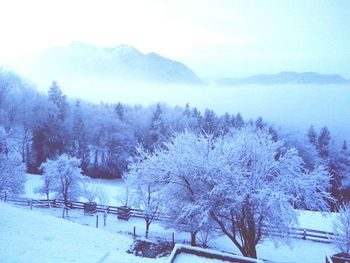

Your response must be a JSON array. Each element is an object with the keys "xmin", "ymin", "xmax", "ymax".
[{"xmin": 0, "ymin": 69, "xmax": 349, "ymax": 204}]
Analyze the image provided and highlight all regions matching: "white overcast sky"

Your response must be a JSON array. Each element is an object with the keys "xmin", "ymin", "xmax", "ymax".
[{"xmin": 0, "ymin": 0, "xmax": 349, "ymax": 78}]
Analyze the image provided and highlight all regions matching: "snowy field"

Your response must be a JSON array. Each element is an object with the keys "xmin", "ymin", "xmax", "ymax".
[
  {"xmin": 24, "ymin": 174, "xmax": 338, "ymax": 232},
  {"xmin": 0, "ymin": 201, "xmax": 337, "ymax": 263},
  {"xmin": 24, "ymin": 173, "xmax": 126, "ymax": 206},
  {"xmin": 0, "ymin": 173, "xmax": 339, "ymax": 263},
  {"xmin": 0, "ymin": 202, "xmax": 163, "ymax": 263}
]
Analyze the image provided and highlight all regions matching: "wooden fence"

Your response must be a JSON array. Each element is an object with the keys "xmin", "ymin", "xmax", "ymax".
[
  {"xmin": 261, "ymin": 226, "xmax": 334, "ymax": 244},
  {"xmin": 0, "ymin": 191, "xmax": 335, "ymax": 244}
]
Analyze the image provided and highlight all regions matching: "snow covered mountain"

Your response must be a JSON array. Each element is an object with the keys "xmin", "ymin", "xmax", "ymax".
[
  {"xmin": 16, "ymin": 42, "xmax": 202, "ymax": 85},
  {"xmin": 216, "ymin": 71, "xmax": 350, "ymax": 86}
]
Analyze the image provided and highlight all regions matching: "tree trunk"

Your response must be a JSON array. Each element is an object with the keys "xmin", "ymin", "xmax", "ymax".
[
  {"xmin": 46, "ymin": 192, "xmax": 50, "ymax": 207},
  {"xmin": 241, "ymin": 206, "xmax": 258, "ymax": 259},
  {"xmin": 64, "ymin": 195, "xmax": 68, "ymax": 206},
  {"xmin": 247, "ymin": 245, "xmax": 257, "ymax": 259},
  {"xmin": 190, "ymin": 231, "xmax": 197, "ymax": 246},
  {"xmin": 63, "ymin": 185, "xmax": 68, "ymax": 206},
  {"xmin": 145, "ymin": 220, "xmax": 150, "ymax": 239}
]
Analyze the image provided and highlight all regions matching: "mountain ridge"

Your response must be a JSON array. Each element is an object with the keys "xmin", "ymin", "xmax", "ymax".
[
  {"xmin": 17, "ymin": 42, "xmax": 202, "ymax": 85},
  {"xmin": 215, "ymin": 71, "xmax": 350, "ymax": 86},
  {"xmin": 10, "ymin": 42, "xmax": 350, "ymax": 86}
]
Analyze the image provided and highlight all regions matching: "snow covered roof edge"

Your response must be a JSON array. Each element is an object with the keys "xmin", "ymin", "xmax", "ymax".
[{"xmin": 168, "ymin": 244, "xmax": 264, "ymax": 263}]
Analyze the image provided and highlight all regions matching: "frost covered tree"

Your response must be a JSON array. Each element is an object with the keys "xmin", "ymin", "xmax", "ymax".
[
  {"xmin": 124, "ymin": 146, "xmax": 163, "ymax": 238},
  {"xmin": 203, "ymin": 128, "xmax": 331, "ymax": 258},
  {"xmin": 125, "ymin": 132, "xmax": 220, "ymax": 244},
  {"xmin": 156, "ymin": 132, "xmax": 218, "ymax": 246},
  {"xmin": 333, "ymin": 203, "xmax": 350, "ymax": 254},
  {"xmin": 35, "ymin": 169, "xmax": 55, "ymax": 202},
  {"xmin": 0, "ymin": 127, "xmax": 26, "ymax": 194},
  {"xmin": 40, "ymin": 154, "xmax": 83, "ymax": 205},
  {"xmin": 285, "ymin": 133, "xmax": 320, "ymax": 171},
  {"xmin": 126, "ymin": 128, "xmax": 332, "ymax": 258},
  {"xmin": 81, "ymin": 179, "xmax": 108, "ymax": 205}
]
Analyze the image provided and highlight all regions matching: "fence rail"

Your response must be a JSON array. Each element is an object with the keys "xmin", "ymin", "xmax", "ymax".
[
  {"xmin": 0, "ymin": 191, "xmax": 335, "ymax": 244},
  {"xmin": 261, "ymin": 226, "xmax": 334, "ymax": 243}
]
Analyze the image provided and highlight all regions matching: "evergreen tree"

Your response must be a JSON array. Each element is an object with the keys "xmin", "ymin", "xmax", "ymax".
[
  {"xmin": 202, "ymin": 108, "xmax": 219, "ymax": 136},
  {"xmin": 47, "ymin": 82, "xmax": 69, "ymax": 156},
  {"xmin": 148, "ymin": 103, "xmax": 166, "ymax": 151},
  {"xmin": 317, "ymin": 126, "xmax": 331, "ymax": 159},
  {"xmin": 71, "ymin": 100, "xmax": 89, "ymax": 173},
  {"xmin": 219, "ymin": 112, "xmax": 232, "ymax": 135},
  {"xmin": 48, "ymin": 81, "xmax": 68, "ymax": 122},
  {"xmin": 255, "ymin": 116, "xmax": 265, "ymax": 130},
  {"xmin": 334, "ymin": 141, "xmax": 350, "ymax": 202},
  {"xmin": 183, "ymin": 103, "xmax": 191, "ymax": 117},
  {"xmin": 268, "ymin": 125, "xmax": 279, "ymax": 142},
  {"xmin": 307, "ymin": 125, "xmax": 317, "ymax": 146},
  {"xmin": 234, "ymin": 112, "xmax": 244, "ymax": 128},
  {"xmin": 115, "ymin": 102, "xmax": 124, "ymax": 121},
  {"xmin": 190, "ymin": 107, "xmax": 202, "ymax": 132}
]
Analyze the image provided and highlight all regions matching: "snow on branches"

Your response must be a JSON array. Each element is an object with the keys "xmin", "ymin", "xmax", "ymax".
[
  {"xmin": 333, "ymin": 203, "xmax": 350, "ymax": 254},
  {"xmin": 0, "ymin": 127, "xmax": 26, "ymax": 194},
  {"xmin": 125, "ymin": 127, "xmax": 332, "ymax": 258},
  {"xmin": 39, "ymin": 154, "xmax": 84, "ymax": 205}
]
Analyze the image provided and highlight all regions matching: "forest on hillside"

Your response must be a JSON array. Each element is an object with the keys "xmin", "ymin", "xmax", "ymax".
[{"xmin": 0, "ymin": 68, "xmax": 349, "ymax": 204}]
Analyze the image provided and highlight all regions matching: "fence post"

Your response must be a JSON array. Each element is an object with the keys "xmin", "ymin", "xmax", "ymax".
[
  {"xmin": 302, "ymin": 229, "xmax": 306, "ymax": 240},
  {"xmin": 96, "ymin": 215, "xmax": 99, "ymax": 228},
  {"xmin": 133, "ymin": 226, "xmax": 136, "ymax": 239},
  {"xmin": 172, "ymin": 232, "xmax": 175, "ymax": 246},
  {"xmin": 30, "ymin": 199, "xmax": 33, "ymax": 210},
  {"xmin": 104, "ymin": 211, "xmax": 107, "ymax": 226},
  {"xmin": 4, "ymin": 191, "xmax": 7, "ymax": 202},
  {"xmin": 62, "ymin": 206, "xmax": 67, "ymax": 218}
]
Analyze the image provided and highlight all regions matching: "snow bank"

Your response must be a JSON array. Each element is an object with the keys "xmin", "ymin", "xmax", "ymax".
[{"xmin": 0, "ymin": 202, "xmax": 163, "ymax": 263}]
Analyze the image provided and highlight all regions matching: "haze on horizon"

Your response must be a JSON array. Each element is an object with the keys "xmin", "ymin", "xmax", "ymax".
[{"xmin": 0, "ymin": 0, "xmax": 350, "ymax": 79}]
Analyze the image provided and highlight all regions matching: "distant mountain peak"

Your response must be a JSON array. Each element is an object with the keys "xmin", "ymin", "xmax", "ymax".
[
  {"xmin": 18, "ymin": 42, "xmax": 202, "ymax": 85},
  {"xmin": 107, "ymin": 44, "xmax": 143, "ymax": 56}
]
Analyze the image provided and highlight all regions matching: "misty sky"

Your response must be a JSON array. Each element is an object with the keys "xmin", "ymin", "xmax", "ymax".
[{"xmin": 0, "ymin": 0, "xmax": 349, "ymax": 78}]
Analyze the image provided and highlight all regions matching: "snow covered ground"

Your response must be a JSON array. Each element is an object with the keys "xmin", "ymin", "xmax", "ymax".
[
  {"xmin": 7, "ymin": 173, "xmax": 337, "ymax": 263},
  {"xmin": 0, "ymin": 201, "xmax": 337, "ymax": 263},
  {"xmin": 0, "ymin": 202, "xmax": 164, "ymax": 263}
]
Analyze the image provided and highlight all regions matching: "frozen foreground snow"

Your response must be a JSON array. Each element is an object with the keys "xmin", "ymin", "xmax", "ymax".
[
  {"xmin": 0, "ymin": 202, "xmax": 164, "ymax": 263},
  {"xmin": 17, "ymin": 174, "xmax": 339, "ymax": 262},
  {"xmin": 0, "ymin": 202, "xmax": 338, "ymax": 263}
]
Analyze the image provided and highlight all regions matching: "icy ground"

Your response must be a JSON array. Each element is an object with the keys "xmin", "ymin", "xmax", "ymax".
[{"xmin": 0, "ymin": 174, "xmax": 338, "ymax": 263}]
